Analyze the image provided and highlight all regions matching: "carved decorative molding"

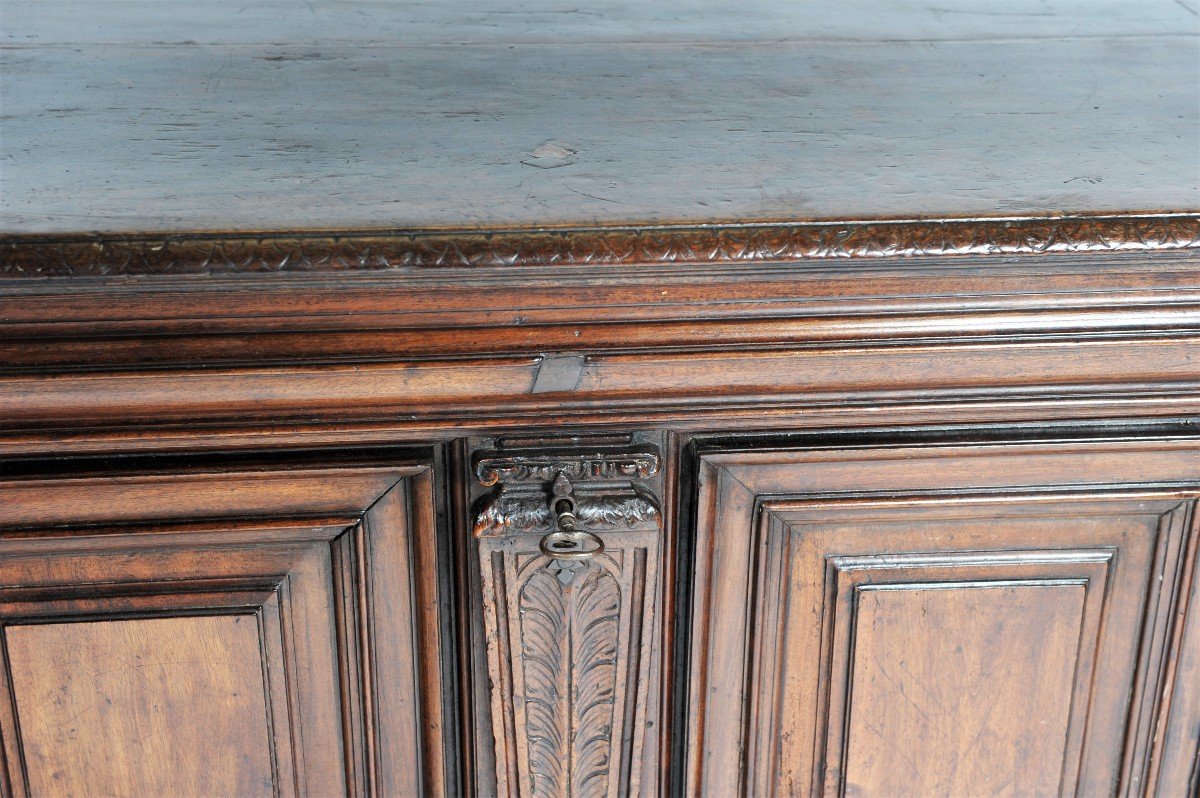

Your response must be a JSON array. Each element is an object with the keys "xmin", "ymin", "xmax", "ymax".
[
  {"xmin": 476, "ymin": 448, "xmax": 660, "ymax": 487},
  {"xmin": 3, "ymin": 213, "xmax": 1198, "ymax": 277},
  {"xmin": 473, "ymin": 490, "xmax": 660, "ymax": 538},
  {"xmin": 473, "ymin": 445, "xmax": 662, "ymax": 539},
  {"xmin": 472, "ymin": 440, "xmax": 662, "ymax": 797}
]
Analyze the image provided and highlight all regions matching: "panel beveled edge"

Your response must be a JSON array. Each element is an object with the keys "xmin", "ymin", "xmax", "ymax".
[
  {"xmin": 1148, "ymin": 500, "xmax": 1200, "ymax": 796},
  {"xmin": 0, "ymin": 453, "xmax": 446, "ymax": 798},
  {"xmin": 822, "ymin": 551, "xmax": 1113, "ymax": 797},
  {"xmin": 353, "ymin": 466, "xmax": 451, "ymax": 798},
  {"xmin": 0, "ymin": 532, "xmax": 319, "ymax": 798},
  {"xmin": 749, "ymin": 497, "xmax": 1171, "ymax": 798},
  {"xmin": 0, "ymin": 461, "xmax": 428, "ymax": 528},
  {"xmin": 1, "ymin": 212, "xmax": 1197, "ymax": 278},
  {"xmin": 696, "ymin": 437, "xmax": 1200, "ymax": 494},
  {"xmin": 685, "ymin": 439, "xmax": 1200, "ymax": 796},
  {"xmin": 683, "ymin": 458, "xmax": 760, "ymax": 796}
]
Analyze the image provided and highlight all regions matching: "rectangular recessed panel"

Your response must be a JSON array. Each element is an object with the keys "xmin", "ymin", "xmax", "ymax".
[
  {"xmin": 843, "ymin": 582, "xmax": 1087, "ymax": 797},
  {"xmin": 6, "ymin": 614, "xmax": 275, "ymax": 798},
  {"xmin": 689, "ymin": 445, "xmax": 1200, "ymax": 797}
]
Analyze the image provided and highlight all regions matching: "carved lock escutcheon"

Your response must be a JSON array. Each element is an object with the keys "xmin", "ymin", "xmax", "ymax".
[{"xmin": 472, "ymin": 439, "xmax": 663, "ymax": 797}]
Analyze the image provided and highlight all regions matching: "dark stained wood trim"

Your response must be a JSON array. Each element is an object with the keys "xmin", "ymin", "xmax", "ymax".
[
  {"xmin": 0, "ymin": 242, "xmax": 1197, "ymax": 456},
  {"xmin": 2, "ymin": 335, "xmax": 1198, "ymax": 436},
  {"xmin": 2, "ymin": 213, "xmax": 1197, "ymax": 278},
  {"xmin": 3, "ymin": 393, "xmax": 1200, "ymax": 459},
  {"xmin": 3, "ymin": 249, "xmax": 1199, "ymax": 373}
]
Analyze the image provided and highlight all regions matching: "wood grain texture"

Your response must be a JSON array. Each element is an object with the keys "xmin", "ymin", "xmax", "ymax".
[
  {"xmin": 684, "ymin": 438, "xmax": 1200, "ymax": 797},
  {"xmin": 0, "ymin": 452, "xmax": 450, "ymax": 798},
  {"xmin": 6, "ymin": 615, "xmax": 275, "ymax": 798},
  {"xmin": 2, "ymin": 1, "xmax": 1197, "ymax": 236},
  {"xmin": 3, "ymin": 5, "xmax": 1200, "ymax": 792},
  {"xmin": 8, "ymin": 0, "xmax": 1195, "ymax": 46},
  {"xmin": 843, "ymin": 582, "xmax": 1087, "ymax": 797}
]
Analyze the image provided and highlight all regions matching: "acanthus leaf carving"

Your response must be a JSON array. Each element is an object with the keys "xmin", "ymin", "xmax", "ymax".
[
  {"xmin": 577, "ymin": 488, "xmax": 660, "ymax": 529},
  {"xmin": 520, "ymin": 563, "xmax": 620, "ymax": 798},
  {"xmin": 473, "ymin": 492, "xmax": 552, "ymax": 538},
  {"xmin": 473, "ymin": 490, "xmax": 660, "ymax": 538},
  {"xmin": 473, "ymin": 439, "xmax": 662, "ymax": 797}
]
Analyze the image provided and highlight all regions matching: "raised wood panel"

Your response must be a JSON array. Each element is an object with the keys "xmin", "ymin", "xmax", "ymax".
[
  {"xmin": 6, "ymin": 615, "xmax": 276, "ymax": 798},
  {"xmin": 844, "ymin": 580, "xmax": 1087, "ymax": 798},
  {"xmin": 1149, "ymin": 509, "xmax": 1200, "ymax": 796},
  {"xmin": 751, "ymin": 502, "xmax": 1161, "ymax": 798},
  {"xmin": 0, "ymin": 455, "xmax": 448, "ymax": 798},
  {"xmin": 686, "ymin": 439, "xmax": 1200, "ymax": 797}
]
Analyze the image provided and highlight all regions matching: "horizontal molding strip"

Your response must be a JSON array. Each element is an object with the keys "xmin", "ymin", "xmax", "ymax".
[
  {"xmin": 2, "ymin": 213, "xmax": 1198, "ymax": 277},
  {"xmin": 2, "ymin": 336, "xmax": 1198, "ymax": 434}
]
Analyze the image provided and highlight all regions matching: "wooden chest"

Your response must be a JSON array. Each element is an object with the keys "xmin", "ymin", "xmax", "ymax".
[{"xmin": 2, "ymin": 1, "xmax": 1198, "ymax": 795}]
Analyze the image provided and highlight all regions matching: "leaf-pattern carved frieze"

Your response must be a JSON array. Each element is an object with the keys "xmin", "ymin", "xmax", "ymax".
[
  {"xmin": 520, "ymin": 562, "xmax": 620, "ymax": 798},
  {"xmin": 4, "ymin": 214, "xmax": 1197, "ymax": 277}
]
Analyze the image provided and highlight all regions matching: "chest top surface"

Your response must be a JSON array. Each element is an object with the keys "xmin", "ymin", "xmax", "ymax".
[{"xmin": 2, "ymin": 0, "xmax": 1197, "ymax": 244}]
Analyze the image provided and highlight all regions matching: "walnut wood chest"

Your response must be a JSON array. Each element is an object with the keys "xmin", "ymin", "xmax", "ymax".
[{"xmin": 2, "ymin": 1, "xmax": 1199, "ymax": 795}]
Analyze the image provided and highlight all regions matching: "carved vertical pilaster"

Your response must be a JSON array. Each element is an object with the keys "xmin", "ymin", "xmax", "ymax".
[{"xmin": 473, "ymin": 442, "xmax": 662, "ymax": 797}]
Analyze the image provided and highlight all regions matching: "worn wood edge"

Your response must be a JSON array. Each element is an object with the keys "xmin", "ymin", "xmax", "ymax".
[
  {"xmin": 0, "ymin": 396, "xmax": 1196, "ymax": 458},
  {"xmin": 2, "ymin": 212, "xmax": 1198, "ymax": 277},
  {"xmin": 1, "ymin": 248, "xmax": 1198, "ymax": 373},
  {"xmin": 3, "ymin": 377, "xmax": 1199, "ymax": 440}
]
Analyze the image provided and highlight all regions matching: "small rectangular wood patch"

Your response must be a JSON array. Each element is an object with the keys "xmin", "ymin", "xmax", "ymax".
[{"xmin": 531, "ymin": 354, "xmax": 585, "ymax": 393}]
